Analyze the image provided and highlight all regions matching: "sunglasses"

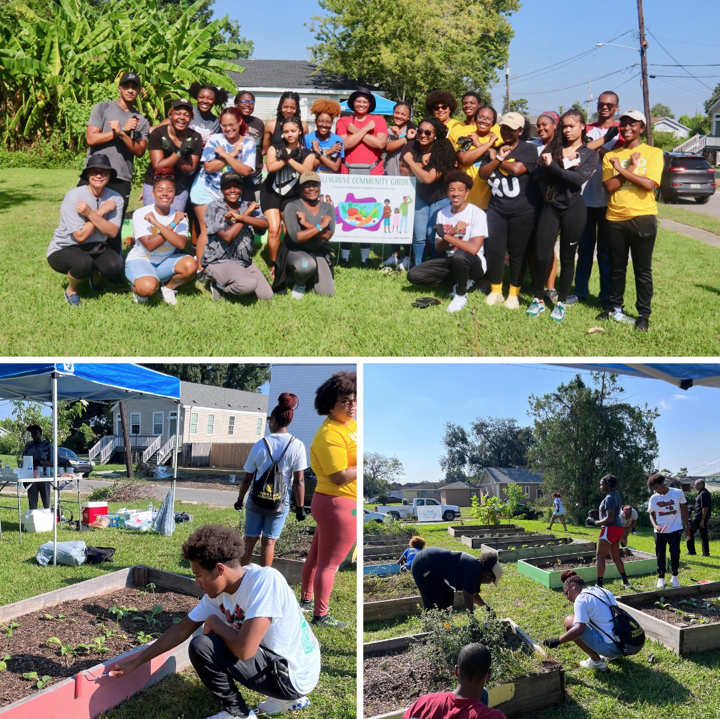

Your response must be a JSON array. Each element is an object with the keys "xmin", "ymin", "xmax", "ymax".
[
  {"xmin": 417, "ymin": 129, "xmax": 434, "ymax": 136},
  {"xmin": 434, "ymin": 104, "xmax": 450, "ymax": 110},
  {"xmin": 238, "ymin": 99, "xmax": 255, "ymax": 105},
  {"xmin": 597, "ymin": 102, "xmax": 617, "ymax": 108}
]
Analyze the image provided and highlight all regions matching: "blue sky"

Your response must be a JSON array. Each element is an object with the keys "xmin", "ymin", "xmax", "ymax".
[
  {"xmin": 363, "ymin": 363, "xmax": 720, "ymax": 485},
  {"xmin": 214, "ymin": 0, "xmax": 718, "ymax": 119}
]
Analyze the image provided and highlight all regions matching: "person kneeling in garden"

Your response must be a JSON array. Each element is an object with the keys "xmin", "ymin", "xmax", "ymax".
[
  {"xmin": 109, "ymin": 525, "xmax": 320, "ymax": 719},
  {"xmin": 126, "ymin": 172, "xmax": 197, "ymax": 305},
  {"xmin": 403, "ymin": 642, "xmax": 507, "ymax": 719}
]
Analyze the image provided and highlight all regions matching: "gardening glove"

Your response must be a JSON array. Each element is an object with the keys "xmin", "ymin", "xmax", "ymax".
[
  {"xmin": 277, "ymin": 147, "xmax": 291, "ymax": 162},
  {"xmin": 178, "ymin": 138, "xmax": 195, "ymax": 158},
  {"xmin": 456, "ymin": 135, "xmax": 474, "ymax": 152},
  {"xmin": 160, "ymin": 136, "xmax": 173, "ymax": 152},
  {"xmin": 603, "ymin": 126, "xmax": 619, "ymax": 144},
  {"xmin": 412, "ymin": 297, "xmax": 441, "ymax": 309},
  {"xmin": 233, "ymin": 499, "xmax": 244, "ymax": 511},
  {"xmin": 295, "ymin": 507, "xmax": 306, "ymax": 522},
  {"xmin": 543, "ymin": 637, "xmax": 561, "ymax": 649}
]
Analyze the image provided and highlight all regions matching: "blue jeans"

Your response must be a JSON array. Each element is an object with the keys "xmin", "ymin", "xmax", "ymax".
[
  {"xmin": 413, "ymin": 196, "xmax": 451, "ymax": 266},
  {"xmin": 574, "ymin": 205, "xmax": 611, "ymax": 305}
]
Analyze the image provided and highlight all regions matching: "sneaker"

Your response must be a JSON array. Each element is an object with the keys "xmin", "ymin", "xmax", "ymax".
[
  {"xmin": 544, "ymin": 288, "xmax": 558, "ymax": 303},
  {"xmin": 196, "ymin": 269, "xmax": 207, "ymax": 282},
  {"xmin": 526, "ymin": 299, "xmax": 545, "ymax": 317},
  {"xmin": 210, "ymin": 283, "xmax": 226, "ymax": 301},
  {"xmin": 579, "ymin": 657, "xmax": 608, "ymax": 672},
  {"xmin": 485, "ymin": 292, "xmax": 505, "ymax": 306},
  {"xmin": 132, "ymin": 291, "xmax": 148, "ymax": 304},
  {"xmin": 610, "ymin": 308, "xmax": 636, "ymax": 324},
  {"xmin": 159, "ymin": 285, "xmax": 177, "ymax": 305},
  {"xmin": 504, "ymin": 295, "xmax": 520, "ymax": 310},
  {"xmin": 596, "ymin": 310, "xmax": 611, "ymax": 321},
  {"xmin": 447, "ymin": 294, "xmax": 468, "ymax": 313},
  {"xmin": 257, "ymin": 696, "xmax": 310, "ymax": 715},
  {"xmin": 398, "ymin": 257, "xmax": 411, "ymax": 272},
  {"xmin": 205, "ymin": 711, "xmax": 256, "ymax": 719},
  {"xmin": 635, "ymin": 316, "xmax": 649, "ymax": 332},
  {"xmin": 291, "ymin": 284, "xmax": 306, "ymax": 300},
  {"xmin": 657, "ymin": 577, "xmax": 665, "ymax": 589},
  {"xmin": 64, "ymin": 289, "xmax": 81, "ymax": 307},
  {"xmin": 382, "ymin": 254, "xmax": 398, "ymax": 267},
  {"xmin": 299, "ymin": 599, "xmax": 313, "ymax": 612},
  {"xmin": 550, "ymin": 301, "xmax": 566, "ymax": 322},
  {"xmin": 565, "ymin": 294, "xmax": 585, "ymax": 306},
  {"xmin": 671, "ymin": 575, "xmax": 681, "ymax": 588},
  {"xmin": 311, "ymin": 614, "xmax": 347, "ymax": 629},
  {"xmin": 622, "ymin": 582, "xmax": 632, "ymax": 590},
  {"xmin": 450, "ymin": 280, "xmax": 475, "ymax": 298}
]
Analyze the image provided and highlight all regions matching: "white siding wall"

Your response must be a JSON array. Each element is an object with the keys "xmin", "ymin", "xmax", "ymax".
[
  {"xmin": 268, "ymin": 364, "xmax": 356, "ymax": 451},
  {"xmin": 182, "ymin": 407, "xmax": 265, "ymax": 444}
]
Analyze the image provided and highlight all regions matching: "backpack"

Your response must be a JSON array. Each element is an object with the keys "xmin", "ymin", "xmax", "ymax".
[
  {"xmin": 249, "ymin": 437, "xmax": 295, "ymax": 516},
  {"xmin": 582, "ymin": 587, "xmax": 645, "ymax": 656}
]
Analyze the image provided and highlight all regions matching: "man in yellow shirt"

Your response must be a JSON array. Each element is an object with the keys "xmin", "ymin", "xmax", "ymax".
[{"xmin": 598, "ymin": 110, "xmax": 662, "ymax": 332}]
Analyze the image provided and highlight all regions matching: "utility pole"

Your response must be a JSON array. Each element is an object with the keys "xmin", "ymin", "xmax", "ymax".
[
  {"xmin": 119, "ymin": 402, "xmax": 133, "ymax": 479},
  {"xmin": 586, "ymin": 79, "xmax": 593, "ymax": 120},
  {"xmin": 505, "ymin": 64, "xmax": 510, "ymax": 114},
  {"xmin": 637, "ymin": 0, "xmax": 653, "ymax": 145}
]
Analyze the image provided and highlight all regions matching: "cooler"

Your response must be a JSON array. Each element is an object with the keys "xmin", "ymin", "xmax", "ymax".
[
  {"xmin": 82, "ymin": 502, "xmax": 108, "ymax": 525},
  {"xmin": 23, "ymin": 509, "xmax": 54, "ymax": 533}
]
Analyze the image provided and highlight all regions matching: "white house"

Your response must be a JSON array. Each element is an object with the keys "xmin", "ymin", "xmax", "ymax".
[
  {"xmin": 652, "ymin": 116, "xmax": 691, "ymax": 139},
  {"xmin": 673, "ymin": 98, "xmax": 720, "ymax": 163}
]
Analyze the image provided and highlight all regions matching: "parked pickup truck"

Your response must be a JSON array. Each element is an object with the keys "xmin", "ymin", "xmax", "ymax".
[{"xmin": 374, "ymin": 498, "xmax": 461, "ymax": 522}]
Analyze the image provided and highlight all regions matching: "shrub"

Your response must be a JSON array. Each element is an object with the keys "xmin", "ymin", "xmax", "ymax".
[
  {"xmin": 87, "ymin": 479, "xmax": 154, "ymax": 503},
  {"xmin": 0, "ymin": 138, "xmax": 84, "ymax": 170}
]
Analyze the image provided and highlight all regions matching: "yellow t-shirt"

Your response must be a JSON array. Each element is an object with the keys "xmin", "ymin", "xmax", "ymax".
[
  {"xmin": 602, "ymin": 143, "xmax": 663, "ymax": 222},
  {"xmin": 310, "ymin": 417, "xmax": 357, "ymax": 500},
  {"xmin": 448, "ymin": 122, "xmax": 503, "ymax": 210},
  {"xmin": 445, "ymin": 118, "xmax": 461, "ymax": 133}
]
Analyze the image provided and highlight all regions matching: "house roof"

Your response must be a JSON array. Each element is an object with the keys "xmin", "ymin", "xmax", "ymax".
[
  {"xmin": 482, "ymin": 468, "xmax": 544, "ymax": 484},
  {"xmin": 225, "ymin": 59, "xmax": 360, "ymax": 92},
  {"xmin": 180, "ymin": 381, "xmax": 268, "ymax": 413},
  {"xmin": 402, "ymin": 482, "xmax": 441, "ymax": 490},
  {"xmin": 441, "ymin": 481, "xmax": 476, "ymax": 490},
  {"xmin": 652, "ymin": 116, "xmax": 691, "ymax": 132}
]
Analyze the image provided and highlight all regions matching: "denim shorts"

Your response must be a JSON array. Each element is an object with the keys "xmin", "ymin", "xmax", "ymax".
[
  {"xmin": 243, "ymin": 500, "xmax": 290, "ymax": 540},
  {"xmin": 125, "ymin": 255, "xmax": 185, "ymax": 285},
  {"xmin": 580, "ymin": 623, "xmax": 623, "ymax": 660}
]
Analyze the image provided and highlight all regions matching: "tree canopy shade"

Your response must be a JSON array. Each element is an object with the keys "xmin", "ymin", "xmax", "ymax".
[
  {"xmin": 363, "ymin": 452, "xmax": 404, "ymax": 498},
  {"xmin": 310, "ymin": 0, "xmax": 519, "ymax": 108},
  {"xmin": 527, "ymin": 373, "xmax": 659, "ymax": 522},
  {"xmin": 651, "ymin": 102, "xmax": 675, "ymax": 119},
  {"xmin": 141, "ymin": 364, "xmax": 270, "ymax": 393}
]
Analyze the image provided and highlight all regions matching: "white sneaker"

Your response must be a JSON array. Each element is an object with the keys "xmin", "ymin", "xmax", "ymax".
[
  {"xmin": 671, "ymin": 575, "xmax": 681, "ymax": 588},
  {"xmin": 447, "ymin": 294, "xmax": 468, "ymax": 313},
  {"xmin": 205, "ymin": 711, "xmax": 257, "ymax": 719},
  {"xmin": 257, "ymin": 696, "xmax": 310, "ymax": 715},
  {"xmin": 398, "ymin": 257, "xmax": 411, "ymax": 272},
  {"xmin": 485, "ymin": 291, "xmax": 505, "ymax": 306},
  {"xmin": 579, "ymin": 657, "xmax": 608, "ymax": 672},
  {"xmin": 210, "ymin": 283, "xmax": 226, "ymax": 301},
  {"xmin": 382, "ymin": 254, "xmax": 398, "ymax": 267},
  {"xmin": 504, "ymin": 295, "xmax": 520, "ymax": 310},
  {"xmin": 450, "ymin": 280, "xmax": 475, "ymax": 298},
  {"xmin": 291, "ymin": 284, "xmax": 306, "ymax": 300},
  {"xmin": 159, "ymin": 285, "xmax": 177, "ymax": 305},
  {"xmin": 132, "ymin": 291, "xmax": 148, "ymax": 304},
  {"xmin": 657, "ymin": 577, "xmax": 665, "ymax": 589},
  {"xmin": 622, "ymin": 582, "xmax": 632, "ymax": 590}
]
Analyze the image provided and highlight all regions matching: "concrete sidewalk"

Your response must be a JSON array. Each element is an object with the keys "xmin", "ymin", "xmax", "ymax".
[{"xmin": 660, "ymin": 217, "xmax": 720, "ymax": 249}]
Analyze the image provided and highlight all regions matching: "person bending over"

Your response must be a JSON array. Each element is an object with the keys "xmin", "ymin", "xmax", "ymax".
[
  {"xmin": 620, "ymin": 505, "xmax": 638, "ymax": 548},
  {"xmin": 109, "ymin": 525, "xmax": 320, "ymax": 719}
]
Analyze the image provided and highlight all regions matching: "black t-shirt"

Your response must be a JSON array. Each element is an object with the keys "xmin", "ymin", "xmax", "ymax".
[
  {"xmin": 145, "ymin": 126, "xmax": 204, "ymax": 192},
  {"xmin": 420, "ymin": 547, "xmax": 483, "ymax": 594},
  {"xmin": 266, "ymin": 145, "xmax": 314, "ymax": 199},
  {"xmin": 244, "ymin": 116, "xmax": 265, "ymax": 176},
  {"xmin": 693, "ymin": 488, "xmax": 712, "ymax": 523},
  {"xmin": 533, "ymin": 145, "xmax": 599, "ymax": 210},
  {"xmin": 405, "ymin": 140, "xmax": 448, "ymax": 204},
  {"xmin": 486, "ymin": 140, "xmax": 539, "ymax": 215}
]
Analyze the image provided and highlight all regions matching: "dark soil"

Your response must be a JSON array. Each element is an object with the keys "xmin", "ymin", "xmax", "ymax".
[
  {"xmin": 364, "ymin": 572, "xmax": 418, "ymax": 602},
  {"xmin": 637, "ymin": 594, "xmax": 720, "ymax": 626},
  {"xmin": 0, "ymin": 586, "xmax": 198, "ymax": 708},
  {"xmin": 533, "ymin": 550, "xmax": 651, "ymax": 572}
]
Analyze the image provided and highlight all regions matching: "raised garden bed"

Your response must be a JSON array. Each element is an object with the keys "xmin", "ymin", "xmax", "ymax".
[
  {"xmin": 518, "ymin": 549, "xmax": 657, "ymax": 589},
  {"xmin": 617, "ymin": 581, "xmax": 720, "ymax": 655},
  {"xmin": 364, "ymin": 531, "xmax": 413, "ymax": 546},
  {"xmin": 481, "ymin": 537, "xmax": 596, "ymax": 563},
  {"xmin": 364, "ymin": 545, "xmax": 407, "ymax": 560},
  {"xmin": 447, "ymin": 524, "xmax": 524, "ymax": 538},
  {"xmin": 363, "ymin": 619, "xmax": 565, "ymax": 718},
  {"xmin": 460, "ymin": 531, "xmax": 550, "ymax": 549},
  {"xmin": 364, "ymin": 563, "xmax": 402, "ymax": 576},
  {"xmin": 364, "ymin": 593, "xmax": 464, "ymax": 622}
]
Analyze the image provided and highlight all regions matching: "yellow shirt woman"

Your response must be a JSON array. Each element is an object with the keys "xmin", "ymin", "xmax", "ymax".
[
  {"xmin": 311, "ymin": 417, "xmax": 357, "ymax": 500},
  {"xmin": 449, "ymin": 122, "xmax": 502, "ymax": 210}
]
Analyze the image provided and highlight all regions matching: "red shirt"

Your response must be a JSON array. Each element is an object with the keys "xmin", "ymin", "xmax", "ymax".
[
  {"xmin": 336, "ymin": 114, "xmax": 388, "ymax": 175},
  {"xmin": 586, "ymin": 121, "xmax": 625, "ymax": 150},
  {"xmin": 403, "ymin": 692, "xmax": 507, "ymax": 719}
]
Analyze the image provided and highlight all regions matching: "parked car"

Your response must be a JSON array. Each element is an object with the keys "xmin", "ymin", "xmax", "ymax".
[
  {"xmin": 657, "ymin": 152, "xmax": 716, "ymax": 204},
  {"xmin": 58, "ymin": 447, "xmax": 94, "ymax": 478},
  {"xmin": 363, "ymin": 508, "xmax": 389, "ymax": 524},
  {"xmin": 375, "ymin": 497, "xmax": 461, "ymax": 522}
]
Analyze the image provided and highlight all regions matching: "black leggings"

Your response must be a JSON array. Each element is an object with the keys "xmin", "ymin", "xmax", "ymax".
[
  {"xmin": 47, "ymin": 244, "xmax": 124, "ymax": 281},
  {"xmin": 654, "ymin": 529, "xmax": 682, "ymax": 577},
  {"xmin": 411, "ymin": 554, "xmax": 456, "ymax": 610},
  {"xmin": 532, "ymin": 197, "xmax": 587, "ymax": 302},
  {"xmin": 407, "ymin": 249, "xmax": 485, "ymax": 296},
  {"xmin": 484, "ymin": 207, "xmax": 536, "ymax": 288}
]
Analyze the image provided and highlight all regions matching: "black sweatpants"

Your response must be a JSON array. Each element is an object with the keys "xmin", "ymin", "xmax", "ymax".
[
  {"xmin": 407, "ymin": 248, "xmax": 486, "ymax": 296},
  {"xmin": 78, "ymin": 177, "xmax": 131, "ymax": 256},
  {"xmin": 411, "ymin": 552, "xmax": 456, "ymax": 610},
  {"xmin": 484, "ymin": 207, "xmax": 536, "ymax": 288},
  {"xmin": 687, "ymin": 518, "xmax": 710, "ymax": 556},
  {"xmin": 532, "ymin": 197, "xmax": 587, "ymax": 302},
  {"xmin": 188, "ymin": 633, "xmax": 301, "ymax": 717},
  {"xmin": 607, "ymin": 215, "xmax": 657, "ymax": 318},
  {"xmin": 654, "ymin": 529, "xmax": 682, "ymax": 577},
  {"xmin": 47, "ymin": 243, "xmax": 124, "ymax": 281},
  {"xmin": 27, "ymin": 481, "xmax": 51, "ymax": 510}
]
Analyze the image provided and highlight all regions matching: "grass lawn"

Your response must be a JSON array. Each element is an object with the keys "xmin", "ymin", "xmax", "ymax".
[
  {"xmin": 363, "ymin": 517, "xmax": 720, "ymax": 719},
  {"xmin": 658, "ymin": 203, "xmax": 720, "ymax": 236},
  {"xmin": 0, "ymin": 497, "xmax": 356, "ymax": 719},
  {"xmin": 3, "ymin": 168, "xmax": 720, "ymax": 356}
]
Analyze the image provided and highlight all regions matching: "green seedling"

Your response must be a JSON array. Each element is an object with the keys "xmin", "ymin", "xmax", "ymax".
[
  {"xmin": 46, "ymin": 637, "xmax": 74, "ymax": 658},
  {"xmin": 88, "ymin": 636, "xmax": 111, "ymax": 654},
  {"xmin": 136, "ymin": 631, "xmax": 160, "ymax": 644},
  {"xmin": 109, "ymin": 605, "xmax": 137, "ymax": 626},
  {"xmin": 23, "ymin": 672, "xmax": 52, "ymax": 689},
  {"xmin": 131, "ymin": 604, "xmax": 164, "ymax": 627},
  {"xmin": 654, "ymin": 596, "xmax": 670, "ymax": 609},
  {"xmin": 146, "ymin": 582, "xmax": 157, "ymax": 596},
  {"xmin": 43, "ymin": 613, "xmax": 67, "ymax": 622},
  {"xmin": 0, "ymin": 654, "xmax": 10, "ymax": 670},
  {"xmin": 1, "ymin": 622, "xmax": 20, "ymax": 638}
]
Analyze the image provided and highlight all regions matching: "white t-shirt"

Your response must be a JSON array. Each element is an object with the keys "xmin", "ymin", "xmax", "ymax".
[
  {"xmin": 187, "ymin": 564, "xmax": 321, "ymax": 695},
  {"xmin": 128, "ymin": 204, "xmax": 189, "ymax": 264},
  {"xmin": 553, "ymin": 497, "xmax": 565, "ymax": 515},
  {"xmin": 244, "ymin": 433, "xmax": 308, "ymax": 498},
  {"xmin": 582, "ymin": 126, "xmax": 621, "ymax": 208},
  {"xmin": 621, "ymin": 508, "xmax": 638, "ymax": 528},
  {"xmin": 574, "ymin": 587, "xmax": 618, "ymax": 640},
  {"xmin": 435, "ymin": 203, "xmax": 488, "ymax": 273},
  {"xmin": 648, "ymin": 488, "xmax": 686, "ymax": 534}
]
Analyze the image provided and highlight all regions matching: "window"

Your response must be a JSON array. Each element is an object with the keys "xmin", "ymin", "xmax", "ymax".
[
  {"xmin": 537, "ymin": 489, "xmax": 544, "ymax": 498},
  {"xmin": 130, "ymin": 413, "xmax": 140, "ymax": 435},
  {"xmin": 256, "ymin": 417, "xmax": 263, "ymax": 435},
  {"xmin": 228, "ymin": 416, "xmax": 235, "ymax": 435},
  {"xmin": 207, "ymin": 414, "xmax": 215, "ymax": 435},
  {"xmin": 523, "ymin": 485, "xmax": 530, "ymax": 497},
  {"xmin": 116, "ymin": 414, "xmax": 122, "ymax": 436},
  {"xmin": 168, "ymin": 411, "xmax": 177, "ymax": 438},
  {"xmin": 153, "ymin": 412, "xmax": 163, "ymax": 436},
  {"xmin": 190, "ymin": 413, "xmax": 198, "ymax": 434}
]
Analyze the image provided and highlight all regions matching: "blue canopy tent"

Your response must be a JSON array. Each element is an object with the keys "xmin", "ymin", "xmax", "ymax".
[
  {"xmin": 560, "ymin": 364, "xmax": 720, "ymax": 391},
  {"xmin": 341, "ymin": 93, "xmax": 396, "ymax": 115},
  {"xmin": 0, "ymin": 363, "xmax": 181, "ymax": 563}
]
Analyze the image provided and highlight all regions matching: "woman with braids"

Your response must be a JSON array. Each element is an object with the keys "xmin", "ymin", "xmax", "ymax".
[
  {"xmin": 262, "ymin": 92, "xmax": 309, "ymax": 156},
  {"xmin": 425, "ymin": 89, "xmax": 460, "ymax": 132},
  {"xmin": 526, "ymin": 109, "xmax": 598, "ymax": 322},
  {"xmin": 402, "ymin": 117, "xmax": 457, "ymax": 266},
  {"xmin": 262, "ymin": 116, "xmax": 316, "ymax": 269},
  {"xmin": 234, "ymin": 393, "xmax": 308, "ymax": 569},
  {"xmin": 411, "ymin": 547, "xmax": 502, "ymax": 612},
  {"xmin": 592, "ymin": 474, "xmax": 632, "ymax": 590},
  {"xmin": 234, "ymin": 91, "xmax": 265, "ymax": 203},
  {"xmin": 190, "ymin": 107, "xmax": 256, "ymax": 271},
  {"xmin": 304, "ymin": 99, "xmax": 344, "ymax": 174},
  {"xmin": 109, "ymin": 524, "xmax": 321, "ymax": 718},
  {"xmin": 542, "ymin": 570, "xmax": 623, "ymax": 671},
  {"xmin": 300, "ymin": 372, "xmax": 357, "ymax": 629}
]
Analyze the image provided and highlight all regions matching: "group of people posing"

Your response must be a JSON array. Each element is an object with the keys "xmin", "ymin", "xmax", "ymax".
[{"xmin": 47, "ymin": 77, "xmax": 662, "ymax": 327}]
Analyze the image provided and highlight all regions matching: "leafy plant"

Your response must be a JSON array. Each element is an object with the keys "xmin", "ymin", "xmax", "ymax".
[
  {"xmin": 43, "ymin": 613, "xmax": 67, "ymax": 622},
  {"xmin": 470, "ymin": 496, "xmax": 505, "ymax": 525},
  {"xmin": 146, "ymin": 583, "xmax": 157, "ymax": 596},
  {"xmin": 131, "ymin": 604, "xmax": 164, "ymax": 627},
  {"xmin": 654, "ymin": 597, "xmax": 670, "ymax": 609},
  {"xmin": 0, "ymin": 654, "xmax": 10, "ymax": 670},
  {"xmin": 136, "ymin": 630, "xmax": 160, "ymax": 644},
  {"xmin": 109, "ymin": 605, "xmax": 138, "ymax": 627},
  {"xmin": 46, "ymin": 637, "xmax": 74, "ymax": 658},
  {"xmin": 1, "ymin": 622, "xmax": 20, "ymax": 638},
  {"xmin": 22, "ymin": 672, "xmax": 52, "ymax": 689}
]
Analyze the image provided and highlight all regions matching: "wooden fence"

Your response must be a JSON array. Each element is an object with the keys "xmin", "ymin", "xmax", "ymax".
[{"xmin": 180, "ymin": 442, "xmax": 254, "ymax": 468}]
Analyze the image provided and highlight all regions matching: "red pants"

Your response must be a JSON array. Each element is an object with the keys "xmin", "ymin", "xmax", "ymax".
[{"xmin": 301, "ymin": 492, "xmax": 357, "ymax": 617}]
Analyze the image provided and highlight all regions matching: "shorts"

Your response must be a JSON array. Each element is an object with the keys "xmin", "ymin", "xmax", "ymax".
[
  {"xmin": 125, "ymin": 255, "xmax": 186, "ymax": 285},
  {"xmin": 189, "ymin": 181, "xmax": 218, "ymax": 207},
  {"xmin": 553, "ymin": 510, "xmax": 565, "ymax": 517},
  {"xmin": 260, "ymin": 178, "xmax": 300, "ymax": 213},
  {"xmin": 599, "ymin": 525, "xmax": 624, "ymax": 543},
  {"xmin": 244, "ymin": 500, "xmax": 290, "ymax": 540},
  {"xmin": 579, "ymin": 623, "xmax": 623, "ymax": 660}
]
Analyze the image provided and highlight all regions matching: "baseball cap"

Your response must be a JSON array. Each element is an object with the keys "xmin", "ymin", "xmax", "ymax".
[
  {"xmin": 171, "ymin": 98, "xmax": 193, "ymax": 111},
  {"xmin": 26, "ymin": 424, "xmax": 42, "ymax": 433},
  {"xmin": 220, "ymin": 171, "xmax": 243, "ymax": 188},
  {"xmin": 299, "ymin": 171, "xmax": 321, "ymax": 185},
  {"xmin": 500, "ymin": 111, "xmax": 525, "ymax": 131},
  {"xmin": 620, "ymin": 109, "xmax": 646, "ymax": 125},
  {"xmin": 119, "ymin": 72, "xmax": 142, "ymax": 88},
  {"xmin": 491, "ymin": 559, "xmax": 503, "ymax": 588}
]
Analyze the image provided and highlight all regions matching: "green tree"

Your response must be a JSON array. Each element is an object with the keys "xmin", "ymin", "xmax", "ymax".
[
  {"xmin": 503, "ymin": 482, "xmax": 524, "ymax": 518},
  {"xmin": 677, "ymin": 467, "xmax": 689, "ymax": 478},
  {"xmin": 310, "ymin": 0, "xmax": 519, "ymax": 108},
  {"xmin": 704, "ymin": 83, "xmax": 720, "ymax": 115},
  {"xmin": 652, "ymin": 130, "xmax": 680, "ymax": 152},
  {"xmin": 363, "ymin": 452, "xmax": 404, "ymax": 498},
  {"xmin": 142, "ymin": 364, "xmax": 270, "ymax": 392},
  {"xmin": 502, "ymin": 98, "xmax": 529, "ymax": 115},
  {"xmin": 527, "ymin": 374, "xmax": 658, "ymax": 522},
  {"xmin": 679, "ymin": 113, "xmax": 710, "ymax": 136},
  {"xmin": 651, "ymin": 102, "xmax": 674, "ymax": 119},
  {"xmin": 470, "ymin": 495, "xmax": 504, "ymax": 525}
]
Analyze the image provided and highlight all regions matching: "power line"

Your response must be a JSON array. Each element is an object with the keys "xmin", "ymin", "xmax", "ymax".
[
  {"xmin": 521, "ymin": 67, "xmax": 638, "ymax": 96},
  {"xmin": 652, "ymin": 35, "xmax": 720, "ymax": 49},
  {"xmin": 651, "ymin": 63, "xmax": 720, "ymax": 68},
  {"xmin": 648, "ymin": 30, "xmax": 713, "ymax": 91}
]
